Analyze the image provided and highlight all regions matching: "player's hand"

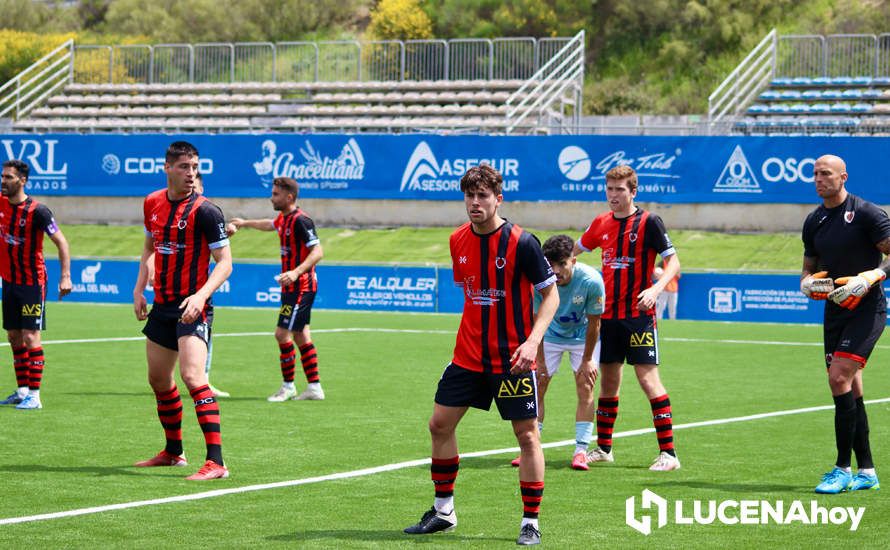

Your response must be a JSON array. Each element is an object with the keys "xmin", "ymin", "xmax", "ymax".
[
  {"xmin": 133, "ymin": 293, "xmax": 148, "ymax": 321},
  {"xmin": 636, "ymin": 287, "xmax": 658, "ymax": 311},
  {"xmin": 828, "ymin": 269, "xmax": 886, "ymax": 310},
  {"xmin": 178, "ymin": 293, "xmax": 207, "ymax": 324},
  {"xmin": 577, "ymin": 358, "xmax": 598, "ymax": 388},
  {"xmin": 800, "ymin": 271, "xmax": 833, "ymax": 300},
  {"xmin": 277, "ymin": 270, "xmax": 298, "ymax": 286},
  {"xmin": 225, "ymin": 222, "xmax": 238, "ymax": 236},
  {"xmin": 510, "ymin": 339, "xmax": 539, "ymax": 374},
  {"xmin": 59, "ymin": 274, "xmax": 72, "ymax": 300}
]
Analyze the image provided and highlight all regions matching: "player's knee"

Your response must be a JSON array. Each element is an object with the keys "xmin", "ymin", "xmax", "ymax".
[
  {"xmin": 514, "ymin": 425, "xmax": 539, "ymax": 449},
  {"xmin": 428, "ymin": 417, "xmax": 455, "ymax": 438},
  {"xmin": 274, "ymin": 327, "xmax": 291, "ymax": 343}
]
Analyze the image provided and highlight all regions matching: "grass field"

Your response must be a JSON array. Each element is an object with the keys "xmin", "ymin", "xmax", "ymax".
[
  {"xmin": 1, "ymin": 303, "xmax": 889, "ymax": 548},
  {"xmin": 59, "ymin": 225, "xmax": 804, "ymax": 272}
]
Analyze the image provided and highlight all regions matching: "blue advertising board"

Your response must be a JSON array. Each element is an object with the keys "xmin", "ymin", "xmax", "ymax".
[
  {"xmin": 4, "ymin": 134, "xmax": 889, "ymax": 203},
  {"xmin": 38, "ymin": 259, "xmax": 888, "ymax": 324}
]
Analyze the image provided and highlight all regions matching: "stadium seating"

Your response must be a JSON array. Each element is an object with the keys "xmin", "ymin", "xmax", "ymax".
[
  {"xmin": 733, "ymin": 75, "xmax": 890, "ymax": 136},
  {"xmin": 12, "ymin": 79, "xmax": 540, "ymax": 134}
]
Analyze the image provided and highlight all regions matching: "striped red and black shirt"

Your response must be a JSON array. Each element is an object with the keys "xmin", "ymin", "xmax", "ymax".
[
  {"xmin": 578, "ymin": 209, "xmax": 675, "ymax": 319},
  {"xmin": 274, "ymin": 208, "xmax": 319, "ymax": 294},
  {"xmin": 143, "ymin": 189, "xmax": 229, "ymax": 305},
  {"xmin": 0, "ymin": 196, "xmax": 60, "ymax": 286},
  {"xmin": 451, "ymin": 220, "xmax": 556, "ymax": 374}
]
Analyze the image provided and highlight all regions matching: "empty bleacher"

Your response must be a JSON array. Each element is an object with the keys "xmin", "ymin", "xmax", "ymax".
[{"xmin": 1, "ymin": 34, "xmax": 585, "ymax": 135}]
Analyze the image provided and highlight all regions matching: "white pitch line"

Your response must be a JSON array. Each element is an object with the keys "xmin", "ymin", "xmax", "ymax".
[{"xmin": 4, "ymin": 396, "xmax": 890, "ymax": 526}]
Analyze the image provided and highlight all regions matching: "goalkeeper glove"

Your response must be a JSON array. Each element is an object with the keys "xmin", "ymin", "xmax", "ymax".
[
  {"xmin": 828, "ymin": 268, "xmax": 887, "ymax": 310},
  {"xmin": 800, "ymin": 271, "xmax": 833, "ymax": 300}
]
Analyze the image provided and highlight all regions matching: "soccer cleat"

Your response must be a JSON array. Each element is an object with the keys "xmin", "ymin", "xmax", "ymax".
[
  {"xmin": 295, "ymin": 385, "xmax": 325, "ymax": 401},
  {"xmin": 186, "ymin": 460, "xmax": 229, "ymax": 480},
  {"xmin": 511, "ymin": 456, "xmax": 521, "ymax": 467},
  {"xmin": 0, "ymin": 391, "xmax": 23, "ymax": 405},
  {"xmin": 267, "ymin": 385, "xmax": 297, "ymax": 402},
  {"xmin": 134, "ymin": 450, "xmax": 188, "ymax": 467},
  {"xmin": 403, "ymin": 507, "xmax": 457, "ymax": 534},
  {"xmin": 571, "ymin": 452, "xmax": 590, "ymax": 471},
  {"xmin": 586, "ymin": 447, "xmax": 614, "ymax": 463},
  {"xmin": 849, "ymin": 471, "xmax": 879, "ymax": 491},
  {"xmin": 815, "ymin": 467, "xmax": 853, "ymax": 494},
  {"xmin": 649, "ymin": 451, "xmax": 681, "ymax": 471},
  {"xmin": 15, "ymin": 394, "xmax": 42, "ymax": 410},
  {"xmin": 209, "ymin": 385, "xmax": 230, "ymax": 398},
  {"xmin": 516, "ymin": 523, "xmax": 541, "ymax": 546}
]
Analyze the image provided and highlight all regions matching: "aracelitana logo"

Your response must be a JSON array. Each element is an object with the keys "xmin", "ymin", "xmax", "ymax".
[
  {"xmin": 713, "ymin": 145, "xmax": 761, "ymax": 193},
  {"xmin": 557, "ymin": 145, "xmax": 680, "ymax": 195},
  {"xmin": 1, "ymin": 139, "xmax": 68, "ymax": 191},
  {"xmin": 626, "ymin": 489, "xmax": 865, "ymax": 535},
  {"xmin": 400, "ymin": 141, "xmax": 519, "ymax": 194},
  {"xmin": 253, "ymin": 138, "xmax": 365, "ymax": 189}
]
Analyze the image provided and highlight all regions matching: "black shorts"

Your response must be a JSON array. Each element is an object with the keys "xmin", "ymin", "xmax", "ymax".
[
  {"xmin": 2, "ymin": 282, "xmax": 46, "ymax": 331},
  {"xmin": 600, "ymin": 315, "xmax": 659, "ymax": 365},
  {"xmin": 277, "ymin": 291, "xmax": 315, "ymax": 331},
  {"xmin": 823, "ymin": 308, "xmax": 885, "ymax": 368},
  {"xmin": 434, "ymin": 362, "xmax": 539, "ymax": 421},
  {"xmin": 142, "ymin": 302, "xmax": 213, "ymax": 352}
]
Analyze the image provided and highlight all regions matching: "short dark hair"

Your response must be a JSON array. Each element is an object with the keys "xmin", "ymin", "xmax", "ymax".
[
  {"xmin": 165, "ymin": 141, "xmax": 199, "ymax": 164},
  {"xmin": 460, "ymin": 164, "xmax": 502, "ymax": 195},
  {"xmin": 3, "ymin": 159, "xmax": 29, "ymax": 181},
  {"xmin": 542, "ymin": 234, "xmax": 574, "ymax": 263},
  {"xmin": 273, "ymin": 177, "xmax": 299, "ymax": 200}
]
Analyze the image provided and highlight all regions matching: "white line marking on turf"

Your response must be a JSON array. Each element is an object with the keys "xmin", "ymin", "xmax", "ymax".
[{"xmin": 4, "ymin": 396, "xmax": 890, "ymax": 526}]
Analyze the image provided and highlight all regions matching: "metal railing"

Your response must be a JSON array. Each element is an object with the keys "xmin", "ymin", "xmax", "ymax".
[
  {"xmin": 65, "ymin": 36, "xmax": 570, "ymax": 84},
  {"xmin": 504, "ymin": 30, "xmax": 585, "ymax": 134},
  {"xmin": 0, "ymin": 39, "xmax": 74, "ymax": 119},
  {"xmin": 708, "ymin": 29, "xmax": 777, "ymax": 134},
  {"xmin": 777, "ymin": 33, "xmax": 890, "ymax": 77}
]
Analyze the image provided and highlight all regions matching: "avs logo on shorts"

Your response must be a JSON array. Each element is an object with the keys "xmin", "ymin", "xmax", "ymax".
[
  {"xmin": 497, "ymin": 378, "xmax": 534, "ymax": 398},
  {"xmin": 630, "ymin": 331, "xmax": 654, "ymax": 347}
]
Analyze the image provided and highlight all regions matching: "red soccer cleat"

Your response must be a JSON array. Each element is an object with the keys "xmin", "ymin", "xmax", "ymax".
[
  {"xmin": 510, "ymin": 456, "xmax": 521, "ymax": 467},
  {"xmin": 571, "ymin": 452, "xmax": 590, "ymax": 471},
  {"xmin": 186, "ymin": 460, "xmax": 229, "ymax": 480},
  {"xmin": 134, "ymin": 450, "xmax": 187, "ymax": 467}
]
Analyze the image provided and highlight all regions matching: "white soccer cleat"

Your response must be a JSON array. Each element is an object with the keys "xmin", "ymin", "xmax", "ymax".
[
  {"xmin": 15, "ymin": 394, "xmax": 42, "ymax": 410},
  {"xmin": 649, "ymin": 451, "xmax": 681, "ymax": 471},
  {"xmin": 586, "ymin": 447, "xmax": 614, "ymax": 463},
  {"xmin": 295, "ymin": 384, "xmax": 325, "ymax": 401},
  {"xmin": 267, "ymin": 385, "xmax": 297, "ymax": 402},
  {"xmin": 209, "ymin": 385, "xmax": 230, "ymax": 398}
]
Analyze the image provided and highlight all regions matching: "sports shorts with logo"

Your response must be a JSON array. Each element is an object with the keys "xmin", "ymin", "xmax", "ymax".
[
  {"xmin": 434, "ymin": 362, "xmax": 538, "ymax": 420},
  {"xmin": 277, "ymin": 291, "xmax": 315, "ymax": 331},
  {"xmin": 2, "ymin": 282, "xmax": 46, "ymax": 331},
  {"xmin": 600, "ymin": 315, "xmax": 659, "ymax": 365},
  {"xmin": 143, "ymin": 302, "xmax": 213, "ymax": 351},
  {"xmin": 823, "ymin": 308, "xmax": 885, "ymax": 368}
]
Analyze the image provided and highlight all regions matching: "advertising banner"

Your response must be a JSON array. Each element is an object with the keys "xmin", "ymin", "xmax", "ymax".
[{"xmin": 4, "ymin": 134, "xmax": 889, "ymax": 203}]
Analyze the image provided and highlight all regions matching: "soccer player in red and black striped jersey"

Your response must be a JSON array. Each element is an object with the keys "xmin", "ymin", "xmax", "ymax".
[
  {"xmin": 0, "ymin": 159, "xmax": 72, "ymax": 410},
  {"xmin": 132, "ymin": 141, "xmax": 233, "ymax": 481},
  {"xmin": 573, "ymin": 165, "xmax": 682, "ymax": 472},
  {"xmin": 404, "ymin": 165, "xmax": 558, "ymax": 546},
  {"xmin": 801, "ymin": 154, "xmax": 890, "ymax": 493},
  {"xmin": 228, "ymin": 176, "xmax": 324, "ymax": 402}
]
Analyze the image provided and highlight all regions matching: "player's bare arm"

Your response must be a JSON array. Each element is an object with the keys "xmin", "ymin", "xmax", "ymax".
[
  {"xmin": 578, "ymin": 313, "xmax": 601, "ymax": 386},
  {"xmin": 278, "ymin": 243, "xmax": 323, "ymax": 286},
  {"xmin": 48, "ymin": 229, "xmax": 72, "ymax": 299},
  {"xmin": 511, "ymin": 282, "xmax": 558, "ymax": 374},
  {"xmin": 229, "ymin": 217, "xmax": 275, "ymax": 233},
  {"xmin": 133, "ymin": 234, "xmax": 154, "ymax": 321},
  {"xmin": 638, "ymin": 253, "xmax": 680, "ymax": 311},
  {"xmin": 179, "ymin": 245, "xmax": 233, "ymax": 324}
]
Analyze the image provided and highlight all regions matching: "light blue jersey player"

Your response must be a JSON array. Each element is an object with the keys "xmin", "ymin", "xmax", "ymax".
[{"xmin": 511, "ymin": 235, "xmax": 605, "ymax": 471}]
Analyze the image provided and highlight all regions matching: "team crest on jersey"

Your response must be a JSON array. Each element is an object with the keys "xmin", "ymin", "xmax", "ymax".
[
  {"xmin": 18, "ymin": 218, "xmax": 25, "ymax": 227},
  {"xmin": 844, "ymin": 211, "xmax": 855, "ymax": 223},
  {"xmin": 628, "ymin": 232, "xmax": 637, "ymax": 243},
  {"xmin": 495, "ymin": 256, "xmax": 507, "ymax": 269},
  {"xmin": 572, "ymin": 294, "xmax": 584, "ymax": 305},
  {"xmin": 177, "ymin": 219, "xmax": 187, "ymax": 230}
]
